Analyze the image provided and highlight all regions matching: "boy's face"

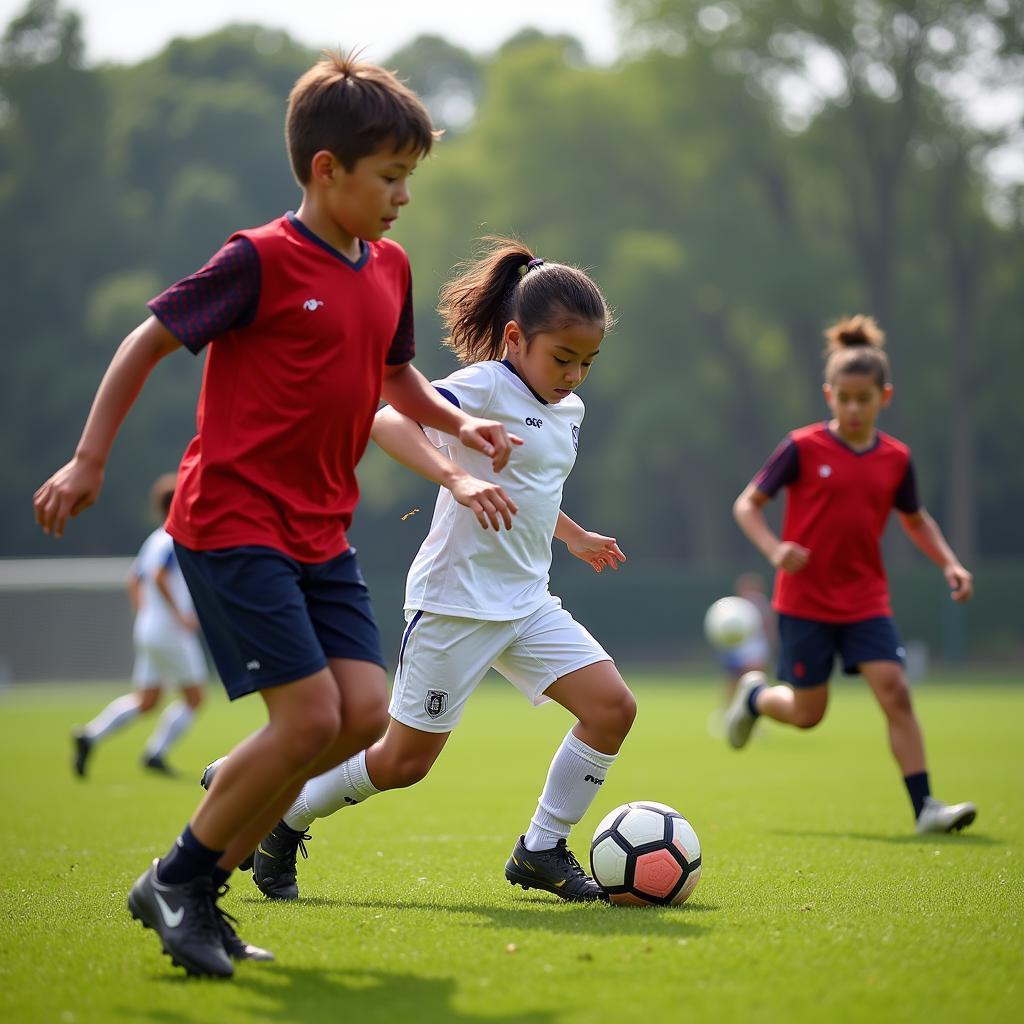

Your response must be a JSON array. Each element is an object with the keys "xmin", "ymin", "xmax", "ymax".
[
  {"xmin": 320, "ymin": 143, "xmax": 421, "ymax": 243},
  {"xmin": 823, "ymin": 371, "xmax": 893, "ymax": 440}
]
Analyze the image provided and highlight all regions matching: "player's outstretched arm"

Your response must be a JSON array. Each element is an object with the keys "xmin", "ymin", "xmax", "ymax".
[
  {"xmin": 898, "ymin": 509, "xmax": 974, "ymax": 601},
  {"xmin": 380, "ymin": 362, "xmax": 522, "ymax": 472},
  {"xmin": 33, "ymin": 317, "xmax": 181, "ymax": 538},
  {"xmin": 372, "ymin": 406, "xmax": 518, "ymax": 531},
  {"xmin": 555, "ymin": 511, "xmax": 626, "ymax": 573},
  {"xmin": 733, "ymin": 484, "xmax": 810, "ymax": 573}
]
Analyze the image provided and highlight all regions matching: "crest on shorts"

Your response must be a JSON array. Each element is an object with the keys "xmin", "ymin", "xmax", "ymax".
[{"xmin": 424, "ymin": 689, "xmax": 449, "ymax": 719}]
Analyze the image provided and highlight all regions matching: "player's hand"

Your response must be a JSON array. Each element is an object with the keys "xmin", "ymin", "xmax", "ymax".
[
  {"xmin": 566, "ymin": 531, "xmax": 626, "ymax": 573},
  {"xmin": 772, "ymin": 541, "xmax": 810, "ymax": 573},
  {"xmin": 944, "ymin": 563, "xmax": 973, "ymax": 602},
  {"xmin": 449, "ymin": 473, "xmax": 518, "ymax": 530},
  {"xmin": 457, "ymin": 417, "xmax": 523, "ymax": 473},
  {"xmin": 33, "ymin": 455, "xmax": 105, "ymax": 538}
]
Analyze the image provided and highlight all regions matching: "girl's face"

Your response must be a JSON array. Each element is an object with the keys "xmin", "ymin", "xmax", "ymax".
[
  {"xmin": 503, "ymin": 319, "xmax": 604, "ymax": 404},
  {"xmin": 824, "ymin": 371, "xmax": 893, "ymax": 443}
]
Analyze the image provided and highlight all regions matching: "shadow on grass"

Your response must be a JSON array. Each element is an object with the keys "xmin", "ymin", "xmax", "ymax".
[
  {"xmin": 769, "ymin": 828, "xmax": 1001, "ymax": 847},
  {"xmin": 239, "ymin": 893, "xmax": 714, "ymax": 940},
  {"xmin": 125, "ymin": 966, "xmax": 556, "ymax": 1024}
]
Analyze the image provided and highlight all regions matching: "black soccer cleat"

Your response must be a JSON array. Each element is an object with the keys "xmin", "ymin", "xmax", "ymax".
[
  {"xmin": 505, "ymin": 836, "xmax": 608, "ymax": 902},
  {"xmin": 252, "ymin": 821, "xmax": 310, "ymax": 901},
  {"xmin": 71, "ymin": 730, "xmax": 93, "ymax": 778},
  {"xmin": 142, "ymin": 754, "xmax": 178, "ymax": 777},
  {"xmin": 199, "ymin": 758, "xmax": 254, "ymax": 872},
  {"xmin": 127, "ymin": 859, "xmax": 234, "ymax": 978},
  {"xmin": 213, "ymin": 885, "xmax": 274, "ymax": 962}
]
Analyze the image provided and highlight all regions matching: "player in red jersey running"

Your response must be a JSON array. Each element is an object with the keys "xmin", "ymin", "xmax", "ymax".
[
  {"xmin": 33, "ymin": 53, "xmax": 517, "ymax": 978},
  {"xmin": 728, "ymin": 315, "xmax": 976, "ymax": 835}
]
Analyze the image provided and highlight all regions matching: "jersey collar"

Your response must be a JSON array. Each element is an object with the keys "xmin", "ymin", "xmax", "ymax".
[
  {"xmin": 286, "ymin": 212, "xmax": 370, "ymax": 271},
  {"xmin": 824, "ymin": 421, "xmax": 881, "ymax": 455},
  {"xmin": 500, "ymin": 359, "xmax": 548, "ymax": 405}
]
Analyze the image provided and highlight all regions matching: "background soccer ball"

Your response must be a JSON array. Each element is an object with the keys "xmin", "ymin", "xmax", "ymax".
[
  {"xmin": 590, "ymin": 801, "xmax": 702, "ymax": 906},
  {"xmin": 703, "ymin": 595, "xmax": 761, "ymax": 650}
]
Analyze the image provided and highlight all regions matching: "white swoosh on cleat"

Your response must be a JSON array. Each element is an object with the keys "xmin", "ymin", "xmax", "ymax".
[{"xmin": 154, "ymin": 891, "xmax": 185, "ymax": 928}]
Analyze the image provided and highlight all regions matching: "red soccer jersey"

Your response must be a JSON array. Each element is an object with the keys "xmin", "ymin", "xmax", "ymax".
[
  {"xmin": 753, "ymin": 422, "xmax": 919, "ymax": 622},
  {"xmin": 154, "ymin": 214, "xmax": 415, "ymax": 562}
]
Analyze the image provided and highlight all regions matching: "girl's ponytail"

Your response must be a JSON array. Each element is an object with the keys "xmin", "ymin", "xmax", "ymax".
[{"xmin": 438, "ymin": 236, "xmax": 611, "ymax": 365}]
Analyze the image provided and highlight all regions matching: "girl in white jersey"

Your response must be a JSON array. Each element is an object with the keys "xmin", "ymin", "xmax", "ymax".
[
  {"xmin": 219, "ymin": 239, "xmax": 634, "ymax": 902},
  {"xmin": 72, "ymin": 475, "xmax": 207, "ymax": 778}
]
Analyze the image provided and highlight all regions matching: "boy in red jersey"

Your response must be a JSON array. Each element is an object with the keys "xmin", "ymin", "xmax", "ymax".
[
  {"xmin": 729, "ymin": 315, "xmax": 976, "ymax": 836},
  {"xmin": 33, "ymin": 53, "xmax": 517, "ymax": 978}
]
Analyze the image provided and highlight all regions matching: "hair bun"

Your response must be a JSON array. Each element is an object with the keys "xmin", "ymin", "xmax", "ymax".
[{"xmin": 825, "ymin": 314, "xmax": 885, "ymax": 351}]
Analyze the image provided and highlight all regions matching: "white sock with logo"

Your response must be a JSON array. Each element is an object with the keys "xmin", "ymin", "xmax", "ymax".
[
  {"xmin": 143, "ymin": 701, "xmax": 194, "ymax": 759},
  {"xmin": 84, "ymin": 694, "xmax": 140, "ymax": 742},
  {"xmin": 283, "ymin": 749, "xmax": 381, "ymax": 832},
  {"xmin": 523, "ymin": 729, "xmax": 617, "ymax": 852}
]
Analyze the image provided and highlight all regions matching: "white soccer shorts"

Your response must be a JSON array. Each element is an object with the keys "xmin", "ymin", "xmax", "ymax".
[
  {"xmin": 389, "ymin": 595, "xmax": 612, "ymax": 733},
  {"xmin": 132, "ymin": 635, "xmax": 207, "ymax": 688}
]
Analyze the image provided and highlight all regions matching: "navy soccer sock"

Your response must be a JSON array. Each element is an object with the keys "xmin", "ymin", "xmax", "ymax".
[
  {"xmin": 156, "ymin": 824, "xmax": 224, "ymax": 885},
  {"xmin": 904, "ymin": 771, "xmax": 931, "ymax": 819}
]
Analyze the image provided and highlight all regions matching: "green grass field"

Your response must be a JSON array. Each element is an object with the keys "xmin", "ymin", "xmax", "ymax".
[{"xmin": 1, "ymin": 672, "xmax": 1021, "ymax": 1024}]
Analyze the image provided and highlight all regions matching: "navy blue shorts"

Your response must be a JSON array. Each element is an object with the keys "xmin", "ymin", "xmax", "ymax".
[
  {"xmin": 174, "ymin": 543, "xmax": 385, "ymax": 700},
  {"xmin": 777, "ymin": 613, "xmax": 905, "ymax": 688}
]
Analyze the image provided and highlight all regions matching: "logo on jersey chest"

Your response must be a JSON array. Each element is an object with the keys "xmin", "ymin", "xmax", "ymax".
[
  {"xmin": 525, "ymin": 417, "xmax": 543, "ymax": 428},
  {"xmin": 424, "ymin": 689, "xmax": 449, "ymax": 719},
  {"xmin": 818, "ymin": 464, "xmax": 833, "ymax": 478}
]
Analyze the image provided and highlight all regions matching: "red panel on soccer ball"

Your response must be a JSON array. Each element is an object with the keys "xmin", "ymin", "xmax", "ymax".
[{"xmin": 633, "ymin": 848, "xmax": 683, "ymax": 899}]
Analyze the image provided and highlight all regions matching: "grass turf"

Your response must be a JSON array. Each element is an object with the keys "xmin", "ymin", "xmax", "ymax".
[{"xmin": 0, "ymin": 672, "xmax": 1021, "ymax": 1023}]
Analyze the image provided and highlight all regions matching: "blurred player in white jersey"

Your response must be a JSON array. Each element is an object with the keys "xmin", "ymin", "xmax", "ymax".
[
  {"xmin": 72, "ymin": 474, "xmax": 207, "ymax": 777},
  {"xmin": 204, "ymin": 239, "xmax": 634, "ymax": 902}
]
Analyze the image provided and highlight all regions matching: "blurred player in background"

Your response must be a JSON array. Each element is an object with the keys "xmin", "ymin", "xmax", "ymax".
[
  {"xmin": 72, "ymin": 473, "xmax": 206, "ymax": 778},
  {"xmin": 205, "ymin": 239, "xmax": 632, "ymax": 904},
  {"xmin": 729, "ymin": 315, "xmax": 976, "ymax": 835},
  {"xmin": 720, "ymin": 572, "xmax": 774, "ymax": 701}
]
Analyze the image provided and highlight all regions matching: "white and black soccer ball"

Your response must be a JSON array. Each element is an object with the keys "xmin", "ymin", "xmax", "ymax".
[
  {"xmin": 590, "ymin": 801, "xmax": 702, "ymax": 906},
  {"xmin": 703, "ymin": 595, "xmax": 761, "ymax": 650}
]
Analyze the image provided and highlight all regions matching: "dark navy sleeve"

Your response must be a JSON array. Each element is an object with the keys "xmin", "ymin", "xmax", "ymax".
[
  {"xmin": 893, "ymin": 458, "xmax": 920, "ymax": 514},
  {"xmin": 753, "ymin": 437, "xmax": 799, "ymax": 497},
  {"xmin": 385, "ymin": 276, "xmax": 416, "ymax": 366},
  {"xmin": 148, "ymin": 236, "xmax": 260, "ymax": 354},
  {"xmin": 434, "ymin": 386, "xmax": 460, "ymax": 408}
]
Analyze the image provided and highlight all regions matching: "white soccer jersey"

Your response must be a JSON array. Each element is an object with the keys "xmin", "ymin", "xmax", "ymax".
[
  {"xmin": 131, "ymin": 527, "xmax": 198, "ymax": 648},
  {"xmin": 405, "ymin": 360, "xmax": 584, "ymax": 620}
]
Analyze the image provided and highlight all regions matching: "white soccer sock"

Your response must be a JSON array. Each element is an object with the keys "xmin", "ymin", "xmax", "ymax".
[
  {"xmin": 143, "ymin": 701, "xmax": 194, "ymax": 758},
  {"xmin": 283, "ymin": 749, "xmax": 381, "ymax": 831},
  {"xmin": 84, "ymin": 694, "xmax": 140, "ymax": 742},
  {"xmin": 524, "ymin": 729, "xmax": 618, "ymax": 852}
]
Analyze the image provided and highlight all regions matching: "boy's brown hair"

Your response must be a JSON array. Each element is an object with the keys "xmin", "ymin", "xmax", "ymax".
[{"xmin": 286, "ymin": 50, "xmax": 436, "ymax": 183}]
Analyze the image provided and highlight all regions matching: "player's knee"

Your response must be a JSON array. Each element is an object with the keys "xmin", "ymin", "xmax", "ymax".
[
  {"xmin": 137, "ymin": 691, "xmax": 159, "ymax": 713},
  {"xmin": 793, "ymin": 706, "xmax": 825, "ymax": 729},
  {"xmin": 878, "ymin": 677, "xmax": 913, "ymax": 717},
  {"xmin": 183, "ymin": 688, "xmax": 203, "ymax": 710},
  {"xmin": 288, "ymin": 708, "xmax": 343, "ymax": 763},
  {"xmin": 584, "ymin": 686, "xmax": 636, "ymax": 742}
]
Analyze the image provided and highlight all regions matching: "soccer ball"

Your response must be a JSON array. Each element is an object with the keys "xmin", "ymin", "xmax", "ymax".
[
  {"xmin": 703, "ymin": 595, "xmax": 761, "ymax": 650},
  {"xmin": 590, "ymin": 801, "xmax": 702, "ymax": 906}
]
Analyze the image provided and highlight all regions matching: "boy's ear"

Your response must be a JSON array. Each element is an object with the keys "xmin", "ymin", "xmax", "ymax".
[
  {"xmin": 880, "ymin": 382, "xmax": 894, "ymax": 407},
  {"xmin": 309, "ymin": 150, "xmax": 340, "ymax": 185}
]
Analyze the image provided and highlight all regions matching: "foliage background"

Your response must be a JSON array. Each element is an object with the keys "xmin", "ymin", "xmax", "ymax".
[{"xmin": 2, "ymin": 0, "xmax": 1022, "ymax": 657}]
